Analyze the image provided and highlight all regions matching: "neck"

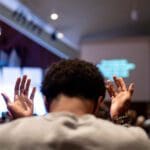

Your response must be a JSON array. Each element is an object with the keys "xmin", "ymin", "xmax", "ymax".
[{"xmin": 49, "ymin": 94, "xmax": 95, "ymax": 116}]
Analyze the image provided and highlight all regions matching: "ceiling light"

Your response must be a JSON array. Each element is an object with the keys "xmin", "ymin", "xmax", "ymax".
[
  {"xmin": 50, "ymin": 13, "xmax": 59, "ymax": 20},
  {"xmin": 56, "ymin": 32, "xmax": 64, "ymax": 39},
  {"xmin": 131, "ymin": 9, "xmax": 139, "ymax": 21}
]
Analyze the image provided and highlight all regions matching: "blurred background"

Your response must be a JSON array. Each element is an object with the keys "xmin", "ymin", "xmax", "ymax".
[{"xmin": 0, "ymin": 0, "xmax": 150, "ymax": 118}]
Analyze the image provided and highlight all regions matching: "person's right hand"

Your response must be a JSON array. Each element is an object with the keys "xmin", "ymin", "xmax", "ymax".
[
  {"xmin": 1, "ymin": 75, "xmax": 36, "ymax": 119},
  {"xmin": 106, "ymin": 76, "xmax": 134, "ymax": 120}
]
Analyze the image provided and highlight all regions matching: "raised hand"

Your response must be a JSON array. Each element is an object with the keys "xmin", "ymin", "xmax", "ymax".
[
  {"xmin": 106, "ymin": 76, "xmax": 134, "ymax": 120},
  {"xmin": 1, "ymin": 75, "xmax": 36, "ymax": 119}
]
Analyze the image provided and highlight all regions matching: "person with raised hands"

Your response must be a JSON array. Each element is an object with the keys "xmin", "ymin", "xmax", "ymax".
[
  {"xmin": 1, "ymin": 75, "xmax": 36, "ymax": 119},
  {"xmin": 106, "ymin": 76, "xmax": 134, "ymax": 123},
  {"xmin": 0, "ymin": 59, "xmax": 149, "ymax": 150}
]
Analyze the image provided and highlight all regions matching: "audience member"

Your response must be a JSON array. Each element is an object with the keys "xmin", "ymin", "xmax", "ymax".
[{"xmin": 0, "ymin": 59, "xmax": 149, "ymax": 150}]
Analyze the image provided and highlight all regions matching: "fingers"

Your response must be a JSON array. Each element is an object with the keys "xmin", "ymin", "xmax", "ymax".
[
  {"xmin": 20, "ymin": 75, "xmax": 27, "ymax": 94},
  {"xmin": 118, "ymin": 77, "xmax": 127, "ymax": 91},
  {"xmin": 24, "ymin": 79, "xmax": 31, "ymax": 96},
  {"xmin": 113, "ymin": 76, "xmax": 127, "ymax": 91},
  {"xmin": 128, "ymin": 83, "xmax": 134, "ymax": 96},
  {"xmin": 14, "ymin": 77, "xmax": 21, "ymax": 96},
  {"xmin": 14, "ymin": 75, "xmax": 32, "ymax": 97},
  {"xmin": 30, "ymin": 87, "xmax": 36, "ymax": 100},
  {"xmin": 1, "ymin": 93, "xmax": 11, "ymax": 104},
  {"xmin": 113, "ymin": 76, "xmax": 122, "ymax": 92},
  {"xmin": 107, "ymin": 76, "xmax": 134, "ymax": 97},
  {"xmin": 106, "ymin": 81, "xmax": 116, "ymax": 98},
  {"xmin": 1, "ymin": 94, "xmax": 17, "ymax": 119},
  {"xmin": 114, "ymin": 76, "xmax": 134, "ymax": 94}
]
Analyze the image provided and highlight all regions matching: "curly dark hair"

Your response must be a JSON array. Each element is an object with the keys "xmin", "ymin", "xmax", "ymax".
[{"xmin": 41, "ymin": 59, "xmax": 106, "ymax": 105}]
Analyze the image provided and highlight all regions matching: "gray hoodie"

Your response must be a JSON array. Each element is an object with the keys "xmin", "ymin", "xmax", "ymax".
[{"xmin": 0, "ymin": 112, "xmax": 149, "ymax": 150}]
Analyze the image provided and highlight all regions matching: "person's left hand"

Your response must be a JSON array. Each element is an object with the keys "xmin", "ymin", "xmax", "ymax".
[{"xmin": 106, "ymin": 76, "xmax": 134, "ymax": 120}]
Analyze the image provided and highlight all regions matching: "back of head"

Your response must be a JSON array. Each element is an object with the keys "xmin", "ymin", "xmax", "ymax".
[{"xmin": 41, "ymin": 59, "xmax": 106, "ymax": 105}]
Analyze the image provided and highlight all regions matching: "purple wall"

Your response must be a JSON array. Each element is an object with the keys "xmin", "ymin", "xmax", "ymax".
[{"xmin": 0, "ymin": 20, "xmax": 61, "ymax": 69}]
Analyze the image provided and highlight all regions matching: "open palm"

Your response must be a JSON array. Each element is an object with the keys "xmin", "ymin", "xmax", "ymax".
[
  {"xmin": 1, "ymin": 75, "xmax": 36, "ymax": 119},
  {"xmin": 106, "ymin": 76, "xmax": 134, "ymax": 119}
]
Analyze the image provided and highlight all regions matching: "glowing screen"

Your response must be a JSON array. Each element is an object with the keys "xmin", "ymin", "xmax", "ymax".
[{"xmin": 97, "ymin": 59, "xmax": 136, "ymax": 80}]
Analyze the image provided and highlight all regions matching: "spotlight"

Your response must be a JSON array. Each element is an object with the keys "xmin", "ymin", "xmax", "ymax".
[
  {"xmin": 50, "ymin": 13, "xmax": 59, "ymax": 20},
  {"xmin": 51, "ymin": 31, "xmax": 64, "ymax": 41},
  {"xmin": 56, "ymin": 32, "xmax": 64, "ymax": 39}
]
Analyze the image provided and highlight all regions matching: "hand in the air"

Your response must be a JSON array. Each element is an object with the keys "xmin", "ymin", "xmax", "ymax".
[
  {"xmin": 106, "ymin": 76, "xmax": 134, "ymax": 120},
  {"xmin": 1, "ymin": 75, "xmax": 36, "ymax": 119}
]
